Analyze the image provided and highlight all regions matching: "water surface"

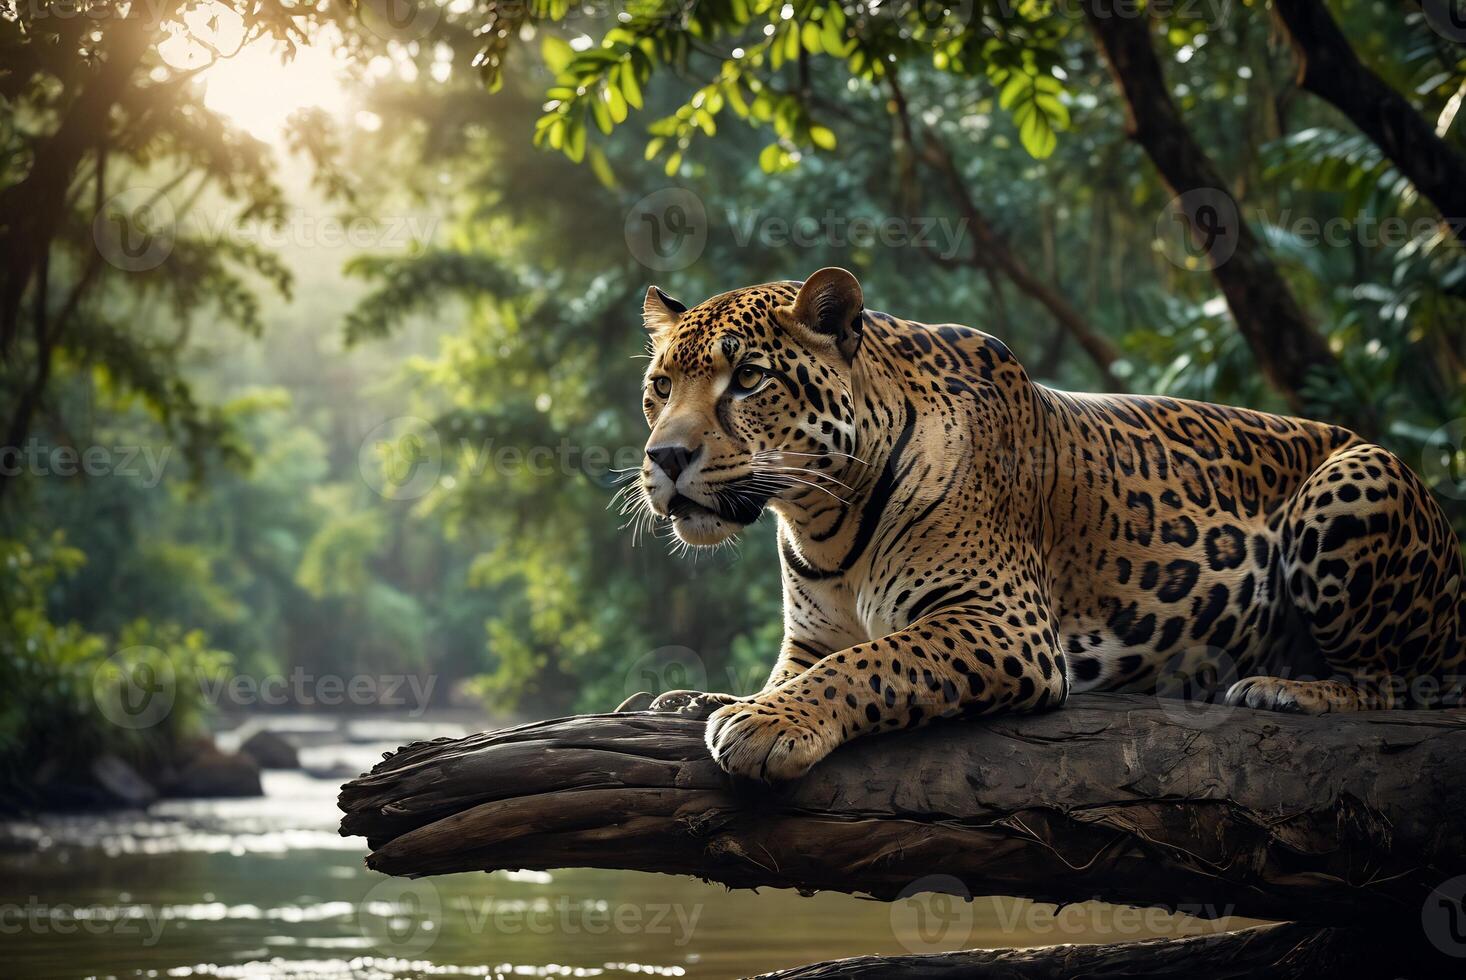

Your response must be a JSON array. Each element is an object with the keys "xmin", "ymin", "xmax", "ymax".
[{"xmin": 1, "ymin": 715, "xmax": 1244, "ymax": 977}]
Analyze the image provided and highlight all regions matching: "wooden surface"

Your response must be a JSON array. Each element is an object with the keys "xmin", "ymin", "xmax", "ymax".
[{"xmin": 339, "ymin": 693, "xmax": 1466, "ymax": 927}]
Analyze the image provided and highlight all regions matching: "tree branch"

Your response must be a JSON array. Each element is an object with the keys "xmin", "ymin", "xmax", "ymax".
[
  {"xmin": 1274, "ymin": 0, "xmax": 1466, "ymax": 242},
  {"xmin": 1080, "ymin": 4, "xmax": 1374, "ymax": 433},
  {"xmin": 339, "ymin": 693, "xmax": 1466, "ymax": 928}
]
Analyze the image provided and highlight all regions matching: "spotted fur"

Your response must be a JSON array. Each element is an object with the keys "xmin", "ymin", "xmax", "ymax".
[{"xmin": 632, "ymin": 269, "xmax": 1466, "ymax": 781}]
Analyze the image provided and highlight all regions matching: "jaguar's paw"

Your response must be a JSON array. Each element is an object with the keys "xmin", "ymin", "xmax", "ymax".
[{"xmin": 705, "ymin": 699, "xmax": 834, "ymax": 781}]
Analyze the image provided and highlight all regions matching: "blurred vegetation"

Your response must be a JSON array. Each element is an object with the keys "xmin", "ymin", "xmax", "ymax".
[{"xmin": 1, "ymin": 1, "xmax": 1463, "ymax": 800}]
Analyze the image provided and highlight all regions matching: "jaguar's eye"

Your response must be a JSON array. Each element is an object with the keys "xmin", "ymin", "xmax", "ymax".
[
  {"xmin": 733, "ymin": 365, "xmax": 767, "ymax": 394},
  {"xmin": 651, "ymin": 376, "xmax": 672, "ymax": 398}
]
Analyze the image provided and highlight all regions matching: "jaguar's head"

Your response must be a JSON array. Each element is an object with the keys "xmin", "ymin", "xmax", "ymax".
[{"xmin": 635, "ymin": 268, "xmax": 866, "ymax": 547}]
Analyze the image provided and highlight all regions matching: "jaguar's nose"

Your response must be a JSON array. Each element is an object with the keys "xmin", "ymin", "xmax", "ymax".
[{"xmin": 647, "ymin": 444, "xmax": 701, "ymax": 481}]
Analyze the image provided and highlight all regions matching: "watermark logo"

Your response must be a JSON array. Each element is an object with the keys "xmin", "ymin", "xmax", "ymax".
[
  {"xmin": 92, "ymin": 649, "xmax": 438, "ymax": 728},
  {"xmin": 1423, "ymin": 875, "xmax": 1466, "ymax": 957},
  {"xmin": 358, "ymin": 0, "xmax": 442, "ymax": 42},
  {"xmin": 453, "ymin": 895, "xmax": 703, "ymax": 943},
  {"xmin": 1421, "ymin": 419, "xmax": 1466, "ymax": 501},
  {"xmin": 623, "ymin": 645, "xmax": 711, "ymax": 703},
  {"xmin": 0, "ymin": 439, "xmax": 172, "ymax": 486},
  {"xmin": 359, "ymin": 416, "xmax": 443, "ymax": 501},
  {"xmin": 727, "ymin": 208, "xmax": 967, "ymax": 260},
  {"xmin": 1423, "ymin": 1, "xmax": 1466, "ymax": 43},
  {"xmin": 1156, "ymin": 187, "xmax": 1241, "ymax": 270},
  {"xmin": 1154, "ymin": 645, "xmax": 1238, "ymax": 729},
  {"xmin": 93, "ymin": 188, "xmax": 175, "ymax": 272},
  {"xmin": 92, "ymin": 646, "xmax": 178, "ymax": 731},
  {"xmin": 989, "ymin": 897, "xmax": 1237, "ymax": 938},
  {"xmin": 358, "ymin": 878, "xmax": 442, "ymax": 958},
  {"xmin": 626, "ymin": 188, "xmax": 708, "ymax": 271},
  {"xmin": 890, "ymin": 875, "xmax": 974, "ymax": 953}
]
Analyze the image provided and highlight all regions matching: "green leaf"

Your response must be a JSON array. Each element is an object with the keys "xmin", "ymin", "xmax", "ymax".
[
  {"xmin": 809, "ymin": 125, "xmax": 836, "ymax": 150},
  {"xmin": 606, "ymin": 85, "xmax": 628, "ymax": 124},
  {"xmin": 591, "ymin": 93, "xmax": 613, "ymax": 134},
  {"xmin": 1018, "ymin": 109, "xmax": 1057, "ymax": 159},
  {"xmin": 541, "ymin": 35, "xmax": 574, "ymax": 75},
  {"xmin": 620, "ymin": 65, "xmax": 643, "ymax": 109},
  {"xmin": 758, "ymin": 142, "xmax": 782, "ymax": 173},
  {"xmin": 801, "ymin": 20, "xmax": 823, "ymax": 54}
]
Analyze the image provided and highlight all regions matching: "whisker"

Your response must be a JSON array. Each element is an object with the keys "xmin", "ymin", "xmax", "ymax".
[
  {"xmin": 748, "ymin": 471, "xmax": 849, "ymax": 505},
  {"xmin": 755, "ymin": 448, "xmax": 871, "ymax": 467},
  {"xmin": 756, "ymin": 465, "xmax": 857, "ymax": 493}
]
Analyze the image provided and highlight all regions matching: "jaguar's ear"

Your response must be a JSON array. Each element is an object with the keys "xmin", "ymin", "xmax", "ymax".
[
  {"xmin": 643, "ymin": 286, "xmax": 687, "ymax": 338},
  {"xmin": 785, "ymin": 267, "xmax": 864, "ymax": 361}
]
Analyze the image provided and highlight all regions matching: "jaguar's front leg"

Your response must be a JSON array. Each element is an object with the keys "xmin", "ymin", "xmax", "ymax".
[{"xmin": 705, "ymin": 607, "xmax": 1066, "ymax": 781}]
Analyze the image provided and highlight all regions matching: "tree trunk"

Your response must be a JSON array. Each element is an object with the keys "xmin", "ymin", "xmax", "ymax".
[
  {"xmin": 1274, "ymin": 0, "xmax": 1466, "ymax": 242},
  {"xmin": 1080, "ymin": 4, "xmax": 1373, "ymax": 434},
  {"xmin": 339, "ymin": 693, "xmax": 1466, "ymax": 928},
  {"xmin": 0, "ymin": 5, "xmax": 175, "ymax": 353}
]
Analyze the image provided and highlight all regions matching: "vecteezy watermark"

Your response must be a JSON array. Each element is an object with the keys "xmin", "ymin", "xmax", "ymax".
[
  {"xmin": 0, "ymin": 899, "xmax": 168, "ymax": 947},
  {"xmin": 620, "ymin": 645, "xmax": 770, "ymax": 705},
  {"xmin": 626, "ymin": 188, "xmax": 709, "ymax": 272},
  {"xmin": 624, "ymin": 646, "xmax": 711, "ymax": 702},
  {"xmin": 449, "ymin": 895, "xmax": 703, "ymax": 945},
  {"xmin": 1157, "ymin": 190, "xmax": 1462, "ymax": 270},
  {"xmin": 193, "ymin": 668, "xmax": 438, "ymax": 716},
  {"xmin": 890, "ymin": 875, "xmax": 975, "ymax": 954},
  {"xmin": 990, "ymin": 897, "xmax": 1236, "ymax": 938},
  {"xmin": 94, "ymin": 187, "xmax": 176, "ymax": 272},
  {"xmin": 357, "ymin": 0, "xmax": 443, "ymax": 42},
  {"xmin": 92, "ymin": 189, "xmax": 440, "ymax": 273},
  {"xmin": 91, "ymin": 647, "xmax": 439, "ymax": 729},
  {"xmin": 358, "ymin": 416, "xmax": 443, "ymax": 501},
  {"xmin": 1053, "ymin": 0, "xmax": 1234, "ymax": 26},
  {"xmin": 1155, "ymin": 188, "xmax": 1241, "ymax": 271},
  {"xmin": 728, "ymin": 209, "xmax": 969, "ymax": 260},
  {"xmin": 359, "ymin": 878, "xmax": 443, "ymax": 958},
  {"xmin": 1153, "ymin": 644, "xmax": 1239, "ymax": 729},
  {"xmin": 356, "ymin": 878, "xmax": 703, "ymax": 958},
  {"xmin": 1423, "ymin": 875, "xmax": 1466, "ymax": 957},
  {"xmin": 0, "ymin": 439, "xmax": 172, "ymax": 487},
  {"xmin": 7, "ymin": 0, "xmax": 192, "ymax": 25},
  {"xmin": 356, "ymin": 416, "xmax": 653, "ymax": 500},
  {"xmin": 1421, "ymin": 419, "xmax": 1466, "ymax": 501},
  {"xmin": 1422, "ymin": 0, "xmax": 1466, "ymax": 43},
  {"xmin": 93, "ymin": 647, "xmax": 179, "ymax": 731}
]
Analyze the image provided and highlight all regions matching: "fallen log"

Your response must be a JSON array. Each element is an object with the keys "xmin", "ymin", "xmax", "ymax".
[{"xmin": 338, "ymin": 693, "xmax": 1466, "ymax": 974}]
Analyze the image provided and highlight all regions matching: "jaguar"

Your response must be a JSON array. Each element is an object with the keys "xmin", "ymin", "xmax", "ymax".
[{"xmin": 622, "ymin": 267, "xmax": 1465, "ymax": 782}]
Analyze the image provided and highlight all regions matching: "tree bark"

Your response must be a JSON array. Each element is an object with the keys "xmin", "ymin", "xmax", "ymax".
[
  {"xmin": 1274, "ymin": 0, "xmax": 1466, "ymax": 242},
  {"xmin": 1080, "ymin": 4, "xmax": 1373, "ymax": 434},
  {"xmin": 339, "ymin": 693, "xmax": 1466, "ymax": 929}
]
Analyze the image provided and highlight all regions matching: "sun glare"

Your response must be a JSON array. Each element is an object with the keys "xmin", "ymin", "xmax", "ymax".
[
  {"xmin": 202, "ymin": 40, "xmax": 350, "ymax": 141},
  {"xmin": 158, "ymin": 2, "xmax": 351, "ymax": 141}
]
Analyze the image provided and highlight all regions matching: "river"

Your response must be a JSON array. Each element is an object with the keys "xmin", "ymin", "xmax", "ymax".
[{"xmin": 1, "ymin": 714, "xmax": 1244, "ymax": 977}]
